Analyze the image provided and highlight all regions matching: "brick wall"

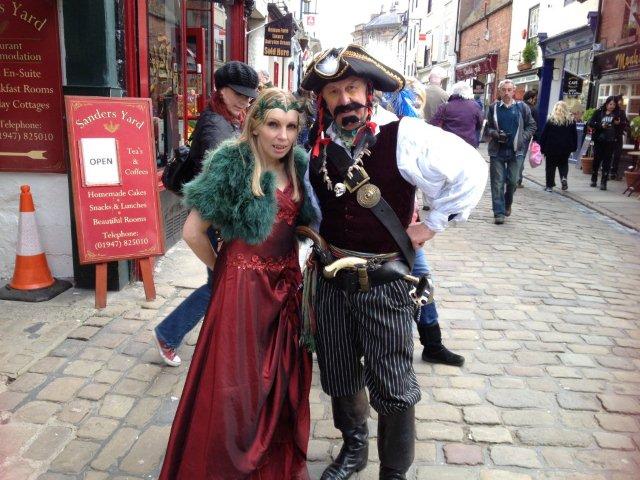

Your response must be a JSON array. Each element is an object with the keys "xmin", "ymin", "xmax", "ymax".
[
  {"xmin": 599, "ymin": 0, "xmax": 638, "ymax": 48},
  {"xmin": 459, "ymin": 4, "xmax": 512, "ymax": 100}
]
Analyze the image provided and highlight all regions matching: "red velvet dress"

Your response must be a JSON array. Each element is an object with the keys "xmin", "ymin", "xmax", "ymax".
[{"xmin": 159, "ymin": 185, "xmax": 312, "ymax": 480}]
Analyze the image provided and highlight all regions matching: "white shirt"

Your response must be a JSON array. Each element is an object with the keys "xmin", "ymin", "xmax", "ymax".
[{"xmin": 305, "ymin": 113, "xmax": 487, "ymax": 233}]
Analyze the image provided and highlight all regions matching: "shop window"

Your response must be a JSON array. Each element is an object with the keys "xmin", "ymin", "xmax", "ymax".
[
  {"xmin": 147, "ymin": 0, "xmax": 182, "ymax": 120},
  {"xmin": 528, "ymin": 5, "xmax": 539, "ymax": 40}
]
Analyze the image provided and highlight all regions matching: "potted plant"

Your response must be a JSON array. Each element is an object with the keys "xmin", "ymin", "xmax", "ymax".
[
  {"xmin": 518, "ymin": 41, "xmax": 537, "ymax": 71},
  {"xmin": 580, "ymin": 108, "xmax": 597, "ymax": 174}
]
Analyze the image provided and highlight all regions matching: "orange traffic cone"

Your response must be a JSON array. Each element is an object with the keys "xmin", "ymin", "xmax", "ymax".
[{"xmin": 0, "ymin": 185, "xmax": 71, "ymax": 302}]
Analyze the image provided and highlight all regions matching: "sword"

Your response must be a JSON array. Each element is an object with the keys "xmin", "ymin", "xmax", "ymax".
[{"xmin": 321, "ymin": 254, "xmax": 434, "ymax": 306}]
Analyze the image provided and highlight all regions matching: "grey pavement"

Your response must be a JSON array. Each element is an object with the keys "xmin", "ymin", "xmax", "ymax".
[
  {"xmin": 1, "ymin": 160, "xmax": 640, "ymax": 479},
  {"xmin": 520, "ymin": 151, "xmax": 640, "ymax": 231}
]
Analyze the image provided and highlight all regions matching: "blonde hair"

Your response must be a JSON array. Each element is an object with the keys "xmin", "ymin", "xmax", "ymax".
[
  {"xmin": 548, "ymin": 100, "xmax": 574, "ymax": 126},
  {"xmin": 238, "ymin": 88, "xmax": 301, "ymax": 202},
  {"xmin": 405, "ymin": 77, "xmax": 426, "ymax": 115}
]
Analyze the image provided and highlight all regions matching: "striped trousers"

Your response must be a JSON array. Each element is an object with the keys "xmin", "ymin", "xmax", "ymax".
[{"xmin": 314, "ymin": 275, "xmax": 422, "ymax": 415}]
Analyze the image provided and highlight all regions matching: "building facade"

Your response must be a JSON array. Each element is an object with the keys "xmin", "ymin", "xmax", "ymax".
[
  {"xmin": 593, "ymin": 0, "xmax": 639, "ymax": 149},
  {"xmin": 0, "ymin": 0, "xmax": 255, "ymax": 287},
  {"xmin": 536, "ymin": 0, "xmax": 599, "ymax": 127},
  {"xmin": 351, "ymin": 3, "xmax": 405, "ymax": 73},
  {"xmin": 457, "ymin": 0, "xmax": 513, "ymax": 105},
  {"xmin": 414, "ymin": 0, "xmax": 459, "ymax": 90}
]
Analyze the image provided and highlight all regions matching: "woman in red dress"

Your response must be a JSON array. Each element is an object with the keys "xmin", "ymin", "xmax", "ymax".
[{"xmin": 158, "ymin": 88, "xmax": 317, "ymax": 480}]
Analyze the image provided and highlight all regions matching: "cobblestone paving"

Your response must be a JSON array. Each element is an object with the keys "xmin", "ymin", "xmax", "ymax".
[{"xmin": 1, "ymin": 181, "xmax": 639, "ymax": 480}]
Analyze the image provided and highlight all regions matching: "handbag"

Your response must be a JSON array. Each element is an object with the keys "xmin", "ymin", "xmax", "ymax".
[
  {"xmin": 528, "ymin": 140, "xmax": 542, "ymax": 168},
  {"xmin": 161, "ymin": 144, "xmax": 198, "ymax": 195}
]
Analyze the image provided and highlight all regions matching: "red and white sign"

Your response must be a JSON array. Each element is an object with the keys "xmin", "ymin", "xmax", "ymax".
[
  {"xmin": 65, "ymin": 96, "xmax": 165, "ymax": 264},
  {"xmin": 0, "ymin": 0, "xmax": 66, "ymax": 173}
]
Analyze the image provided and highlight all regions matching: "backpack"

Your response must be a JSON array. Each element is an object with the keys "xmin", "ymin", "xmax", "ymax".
[{"xmin": 161, "ymin": 144, "xmax": 197, "ymax": 196}]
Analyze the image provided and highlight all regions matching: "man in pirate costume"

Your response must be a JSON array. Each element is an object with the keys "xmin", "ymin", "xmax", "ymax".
[{"xmin": 300, "ymin": 45, "xmax": 487, "ymax": 480}]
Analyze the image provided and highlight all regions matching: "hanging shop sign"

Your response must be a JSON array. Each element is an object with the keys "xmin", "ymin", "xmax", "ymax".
[
  {"xmin": 596, "ymin": 44, "xmax": 640, "ymax": 76},
  {"xmin": 472, "ymin": 79, "xmax": 485, "ymax": 95},
  {"xmin": 264, "ymin": 13, "xmax": 293, "ymax": 57},
  {"xmin": 0, "ymin": 0, "xmax": 66, "ymax": 173},
  {"xmin": 65, "ymin": 96, "xmax": 165, "ymax": 265},
  {"xmin": 562, "ymin": 71, "xmax": 583, "ymax": 96},
  {"xmin": 455, "ymin": 54, "xmax": 498, "ymax": 81}
]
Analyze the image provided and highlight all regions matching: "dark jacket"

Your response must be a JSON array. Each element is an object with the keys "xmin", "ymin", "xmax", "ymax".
[
  {"xmin": 430, "ymin": 95, "xmax": 484, "ymax": 147},
  {"xmin": 528, "ymin": 103, "xmax": 540, "ymax": 142},
  {"xmin": 588, "ymin": 109, "xmax": 622, "ymax": 144},
  {"xmin": 485, "ymin": 100, "xmax": 537, "ymax": 156},
  {"xmin": 539, "ymin": 120, "xmax": 578, "ymax": 158},
  {"xmin": 188, "ymin": 107, "xmax": 240, "ymax": 173}
]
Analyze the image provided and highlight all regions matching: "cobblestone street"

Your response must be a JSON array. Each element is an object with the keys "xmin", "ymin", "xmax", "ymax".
[{"xmin": 1, "ymin": 177, "xmax": 639, "ymax": 480}]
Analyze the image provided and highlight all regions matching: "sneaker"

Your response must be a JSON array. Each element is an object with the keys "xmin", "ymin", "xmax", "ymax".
[
  {"xmin": 590, "ymin": 181, "xmax": 597, "ymax": 187},
  {"xmin": 505, "ymin": 206, "xmax": 512, "ymax": 217},
  {"xmin": 561, "ymin": 178, "xmax": 568, "ymax": 190},
  {"xmin": 153, "ymin": 330, "xmax": 181, "ymax": 367},
  {"xmin": 494, "ymin": 215, "xmax": 505, "ymax": 225},
  {"xmin": 600, "ymin": 184, "xmax": 607, "ymax": 191},
  {"xmin": 544, "ymin": 187, "xmax": 553, "ymax": 192}
]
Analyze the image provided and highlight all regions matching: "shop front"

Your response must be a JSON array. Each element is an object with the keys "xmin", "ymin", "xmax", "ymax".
[
  {"xmin": 0, "ymin": 0, "xmax": 251, "ymax": 288},
  {"xmin": 455, "ymin": 53, "xmax": 498, "ymax": 108},
  {"xmin": 537, "ymin": 12, "xmax": 598, "ymax": 129},
  {"xmin": 595, "ymin": 44, "xmax": 640, "ymax": 148}
]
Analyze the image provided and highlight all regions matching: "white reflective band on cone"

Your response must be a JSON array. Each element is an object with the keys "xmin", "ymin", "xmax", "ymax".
[{"xmin": 16, "ymin": 212, "xmax": 44, "ymax": 256}]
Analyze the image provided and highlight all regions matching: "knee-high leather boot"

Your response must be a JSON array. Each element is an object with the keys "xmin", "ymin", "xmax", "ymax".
[
  {"xmin": 378, "ymin": 406, "xmax": 415, "ymax": 479},
  {"xmin": 320, "ymin": 389, "xmax": 369, "ymax": 480},
  {"xmin": 418, "ymin": 323, "xmax": 464, "ymax": 366}
]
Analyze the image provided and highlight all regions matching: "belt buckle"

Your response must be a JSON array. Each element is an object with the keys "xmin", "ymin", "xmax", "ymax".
[{"xmin": 345, "ymin": 165, "xmax": 370, "ymax": 193}]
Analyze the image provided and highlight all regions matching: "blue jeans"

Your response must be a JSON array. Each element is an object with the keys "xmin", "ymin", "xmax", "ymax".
[
  {"xmin": 412, "ymin": 248, "xmax": 438, "ymax": 326},
  {"xmin": 489, "ymin": 147, "xmax": 524, "ymax": 216},
  {"xmin": 155, "ymin": 228, "xmax": 218, "ymax": 349}
]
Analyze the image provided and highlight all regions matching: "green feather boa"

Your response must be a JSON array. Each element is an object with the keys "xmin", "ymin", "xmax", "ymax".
[{"xmin": 182, "ymin": 141, "xmax": 316, "ymax": 245}]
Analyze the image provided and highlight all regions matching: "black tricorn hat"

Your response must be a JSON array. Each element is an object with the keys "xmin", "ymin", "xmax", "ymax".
[
  {"xmin": 301, "ymin": 44, "xmax": 405, "ymax": 94},
  {"xmin": 215, "ymin": 61, "xmax": 259, "ymax": 98}
]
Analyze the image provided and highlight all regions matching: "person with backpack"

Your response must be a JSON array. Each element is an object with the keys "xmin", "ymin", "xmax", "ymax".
[
  {"xmin": 154, "ymin": 61, "xmax": 259, "ymax": 366},
  {"xmin": 485, "ymin": 79, "xmax": 537, "ymax": 224}
]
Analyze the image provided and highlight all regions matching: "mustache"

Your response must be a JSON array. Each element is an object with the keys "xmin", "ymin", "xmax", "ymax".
[
  {"xmin": 333, "ymin": 101, "xmax": 366, "ymax": 117},
  {"xmin": 341, "ymin": 115, "xmax": 361, "ymax": 127}
]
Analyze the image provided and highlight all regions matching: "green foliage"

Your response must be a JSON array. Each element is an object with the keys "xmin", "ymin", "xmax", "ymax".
[
  {"xmin": 521, "ymin": 41, "xmax": 537, "ymax": 64},
  {"xmin": 630, "ymin": 116, "xmax": 640, "ymax": 140},
  {"xmin": 582, "ymin": 108, "xmax": 596, "ymax": 124}
]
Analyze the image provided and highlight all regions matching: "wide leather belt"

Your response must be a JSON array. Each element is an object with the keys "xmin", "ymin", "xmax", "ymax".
[{"xmin": 324, "ymin": 259, "xmax": 410, "ymax": 294}]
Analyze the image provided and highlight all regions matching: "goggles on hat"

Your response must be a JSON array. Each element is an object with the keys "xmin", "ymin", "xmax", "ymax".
[{"xmin": 313, "ymin": 47, "xmax": 349, "ymax": 78}]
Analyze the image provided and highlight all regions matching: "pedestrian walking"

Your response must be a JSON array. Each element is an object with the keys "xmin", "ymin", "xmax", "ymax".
[
  {"xmin": 301, "ymin": 45, "xmax": 486, "ymax": 480},
  {"xmin": 153, "ymin": 61, "xmax": 259, "ymax": 367},
  {"xmin": 517, "ymin": 89, "xmax": 540, "ymax": 187},
  {"xmin": 423, "ymin": 66, "xmax": 449, "ymax": 122},
  {"xmin": 158, "ymin": 88, "xmax": 316, "ymax": 479},
  {"xmin": 539, "ymin": 101, "xmax": 578, "ymax": 192},
  {"xmin": 485, "ymin": 79, "xmax": 537, "ymax": 224},
  {"xmin": 588, "ymin": 96, "xmax": 622, "ymax": 190},
  {"xmin": 430, "ymin": 81, "xmax": 484, "ymax": 148},
  {"xmin": 609, "ymin": 95, "xmax": 629, "ymax": 180}
]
